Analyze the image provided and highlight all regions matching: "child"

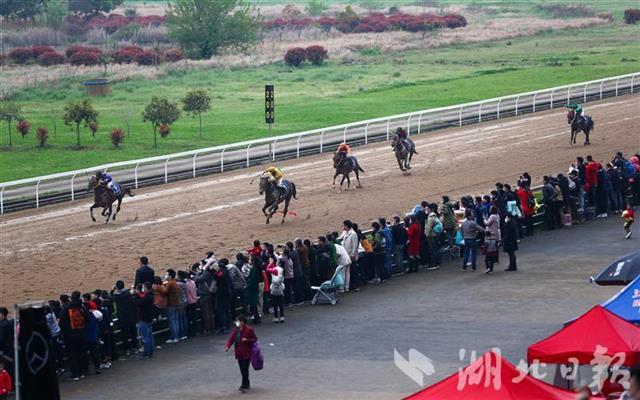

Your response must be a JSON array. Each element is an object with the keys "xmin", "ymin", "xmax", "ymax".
[
  {"xmin": 622, "ymin": 206, "xmax": 635, "ymax": 239},
  {"xmin": 484, "ymin": 232, "xmax": 498, "ymax": 274},
  {"xmin": 0, "ymin": 360, "xmax": 12, "ymax": 399}
]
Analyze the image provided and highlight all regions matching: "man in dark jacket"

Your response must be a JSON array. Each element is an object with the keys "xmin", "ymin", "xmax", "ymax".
[
  {"xmin": 542, "ymin": 176, "xmax": 557, "ymax": 230},
  {"xmin": 134, "ymin": 282, "xmax": 155, "ymax": 358},
  {"xmin": 391, "ymin": 216, "xmax": 408, "ymax": 272},
  {"xmin": 59, "ymin": 291, "xmax": 88, "ymax": 380},
  {"xmin": 110, "ymin": 281, "xmax": 138, "ymax": 355},
  {"xmin": 214, "ymin": 260, "xmax": 233, "ymax": 334},
  {"xmin": 286, "ymin": 242, "xmax": 306, "ymax": 304},
  {"xmin": 195, "ymin": 266, "xmax": 215, "ymax": 335},
  {"xmin": 503, "ymin": 214, "xmax": 519, "ymax": 271},
  {"xmin": 134, "ymin": 256, "xmax": 155, "ymax": 288}
]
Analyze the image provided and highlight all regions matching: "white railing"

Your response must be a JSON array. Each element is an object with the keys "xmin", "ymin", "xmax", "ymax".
[{"xmin": 0, "ymin": 72, "xmax": 638, "ymax": 214}]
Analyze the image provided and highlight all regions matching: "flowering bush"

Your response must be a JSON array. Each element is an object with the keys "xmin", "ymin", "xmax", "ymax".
[
  {"xmin": 17, "ymin": 120, "xmax": 31, "ymax": 137},
  {"xmin": 159, "ymin": 124, "xmax": 171, "ymax": 138},
  {"xmin": 284, "ymin": 47, "xmax": 307, "ymax": 67},
  {"xmin": 88, "ymin": 121, "xmax": 99, "ymax": 137},
  {"xmin": 133, "ymin": 15, "xmax": 166, "ymax": 26},
  {"xmin": 31, "ymin": 45, "xmax": 56, "ymax": 58},
  {"xmin": 111, "ymin": 128, "xmax": 125, "ymax": 147},
  {"xmin": 37, "ymin": 51, "xmax": 66, "ymax": 66},
  {"xmin": 36, "ymin": 127, "xmax": 49, "ymax": 147},
  {"xmin": 87, "ymin": 14, "xmax": 129, "ymax": 34},
  {"xmin": 164, "ymin": 48, "xmax": 184, "ymax": 62},
  {"xmin": 624, "ymin": 8, "xmax": 640, "ymax": 24},
  {"xmin": 111, "ymin": 45, "xmax": 144, "ymax": 64},
  {"xmin": 70, "ymin": 51, "xmax": 101, "ymax": 66},
  {"xmin": 9, "ymin": 48, "xmax": 33, "ymax": 64},
  {"xmin": 65, "ymin": 45, "xmax": 102, "ymax": 58},
  {"xmin": 136, "ymin": 50, "xmax": 160, "ymax": 65},
  {"xmin": 306, "ymin": 45, "xmax": 328, "ymax": 66}
]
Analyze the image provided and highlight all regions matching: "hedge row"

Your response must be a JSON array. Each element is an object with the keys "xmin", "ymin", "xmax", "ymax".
[
  {"xmin": 284, "ymin": 45, "xmax": 329, "ymax": 67},
  {"xmin": 624, "ymin": 8, "xmax": 640, "ymax": 24},
  {"xmin": 5, "ymin": 45, "xmax": 183, "ymax": 66}
]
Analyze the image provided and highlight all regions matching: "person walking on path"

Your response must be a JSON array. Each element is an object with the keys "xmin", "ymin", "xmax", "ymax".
[{"xmin": 224, "ymin": 315, "xmax": 257, "ymax": 392}]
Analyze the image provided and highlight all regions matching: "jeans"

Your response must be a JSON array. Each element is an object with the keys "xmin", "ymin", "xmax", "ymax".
[
  {"xmin": 507, "ymin": 251, "xmax": 517, "ymax": 270},
  {"xmin": 198, "ymin": 295, "xmax": 214, "ymax": 334},
  {"xmin": 428, "ymin": 236, "xmax": 440, "ymax": 267},
  {"xmin": 137, "ymin": 320, "xmax": 154, "ymax": 357},
  {"xmin": 393, "ymin": 244, "xmax": 405, "ymax": 272},
  {"xmin": 178, "ymin": 307, "xmax": 188, "ymax": 338},
  {"xmin": 238, "ymin": 359, "xmax": 251, "ymax": 388},
  {"xmin": 167, "ymin": 306, "xmax": 180, "ymax": 340},
  {"xmin": 462, "ymin": 239, "xmax": 477, "ymax": 270},
  {"xmin": 607, "ymin": 187, "xmax": 620, "ymax": 212},
  {"xmin": 271, "ymin": 294, "xmax": 285, "ymax": 319}
]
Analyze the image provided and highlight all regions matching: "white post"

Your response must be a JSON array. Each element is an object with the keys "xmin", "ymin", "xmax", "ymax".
[
  {"xmin": 320, "ymin": 130, "xmax": 325, "ymax": 153},
  {"xmin": 134, "ymin": 162, "xmax": 140, "ymax": 188},
  {"xmin": 343, "ymin": 127, "xmax": 347, "ymax": 143},
  {"xmin": 417, "ymin": 113, "xmax": 423, "ymax": 134},
  {"xmin": 566, "ymin": 87, "xmax": 571, "ymax": 105},
  {"xmin": 550, "ymin": 90, "xmax": 554, "ymax": 108},
  {"xmin": 631, "ymin": 74, "xmax": 636, "ymax": 93},
  {"xmin": 220, "ymin": 148, "xmax": 226, "ymax": 172},
  {"xmin": 71, "ymin": 173, "xmax": 77, "ymax": 201},
  {"xmin": 296, "ymin": 135, "xmax": 302, "ymax": 158},
  {"xmin": 583, "ymin": 83, "xmax": 588, "ymax": 103},
  {"xmin": 478, "ymin": 103, "xmax": 483, "ymax": 122},
  {"xmin": 600, "ymin": 81, "xmax": 604, "ymax": 99},
  {"xmin": 406, "ymin": 114, "xmax": 411, "ymax": 135},
  {"xmin": 615, "ymin": 78, "xmax": 620, "ymax": 96},
  {"xmin": 515, "ymin": 96, "xmax": 520, "ymax": 116},
  {"xmin": 0, "ymin": 186, "xmax": 4, "ymax": 214},
  {"xmin": 497, "ymin": 99, "xmax": 502, "ymax": 119},
  {"xmin": 35, "ymin": 180, "xmax": 40, "ymax": 208},
  {"xmin": 272, "ymin": 139, "xmax": 278, "ymax": 161},
  {"xmin": 164, "ymin": 158, "xmax": 169, "ymax": 183},
  {"xmin": 386, "ymin": 120, "xmax": 391, "ymax": 140},
  {"xmin": 364, "ymin": 122, "xmax": 370, "ymax": 144},
  {"xmin": 246, "ymin": 144, "xmax": 252, "ymax": 168},
  {"xmin": 193, "ymin": 153, "xmax": 198, "ymax": 178},
  {"xmin": 532, "ymin": 93, "xmax": 538, "ymax": 112},
  {"xmin": 458, "ymin": 105, "xmax": 463, "ymax": 126}
]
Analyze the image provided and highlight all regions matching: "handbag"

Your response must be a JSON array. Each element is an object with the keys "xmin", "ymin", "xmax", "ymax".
[{"xmin": 250, "ymin": 342, "xmax": 264, "ymax": 371}]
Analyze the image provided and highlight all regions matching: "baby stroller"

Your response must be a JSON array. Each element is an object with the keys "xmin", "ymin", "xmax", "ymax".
[{"xmin": 311, "ymin": 265, "xmax": 344, "ymax": 305}]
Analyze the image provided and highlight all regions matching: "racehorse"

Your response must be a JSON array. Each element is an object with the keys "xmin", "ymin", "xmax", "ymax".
[
  {"xmin": 88, "ymin": 176, "xmax": 134, "ymax": 224},
  {"xmin": 332, "ymin": 151, "xmax": 364, "ymax": 190},
  {"xmin": 567, "ymin": 110, "xmax": 594, "ymax": 146},
  {"xmin": 390, "ymin": 133, "xmax": 417, "ymax": 171},
  {"xmin": 258, "ymin": 175, "xmax": 297, "ymax": 224}
]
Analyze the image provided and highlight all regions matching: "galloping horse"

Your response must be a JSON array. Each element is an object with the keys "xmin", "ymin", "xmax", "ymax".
[
  {"xmin": 258, "ymin": 175, "xmax": 297, "ymax": 224},
  {"xmin": 390, "ymin": 133, "xmax": 417, "ymax": 171},
  {"xmin": 332, "ymin": 151, "xmax": 364, "ymax": 190},
  {"xmin": 88, "ymin": 176, "xmax": 134, "ymax": 223},
  {"xmin": 567, "ymin": 110, "xmax": 594, "ymax": 146}
]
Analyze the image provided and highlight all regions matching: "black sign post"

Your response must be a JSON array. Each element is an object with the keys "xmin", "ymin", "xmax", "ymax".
[{"xmin": 265, "ymin": 84, "xmax": 275, "ymax": 159}]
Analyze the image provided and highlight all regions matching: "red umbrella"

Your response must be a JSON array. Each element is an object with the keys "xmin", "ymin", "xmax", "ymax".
[
  {"xmin": 527, "ymin": 306, "xmax": 640, "ymax": 366},
  {"xmin": 405, "ymin": 350, "xmax": 600, "ymax": 399}
]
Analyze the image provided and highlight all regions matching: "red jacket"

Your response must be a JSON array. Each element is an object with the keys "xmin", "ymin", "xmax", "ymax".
[
  {"xmin": 585, "ymin": 161, "xmax": 601, "ymax": 191},
  {"xmin": 406, "ymin": 223, "xmax": 421, "ymax": 256},
  {"xmin": 225, "ymin": 325, "xmax": 257, "ymax": 360},
  {"xmin": 0, "ymin": 370, "xmax": 12, "ymax": 395},
  {"xmin": 516, "ymin": 188, "xmax": 534, "ymax": 217}
]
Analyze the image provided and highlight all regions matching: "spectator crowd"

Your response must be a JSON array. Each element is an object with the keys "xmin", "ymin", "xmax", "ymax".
[{"xmin": 0, "ymin": 151, "xmax": 638, "ymax": 391}]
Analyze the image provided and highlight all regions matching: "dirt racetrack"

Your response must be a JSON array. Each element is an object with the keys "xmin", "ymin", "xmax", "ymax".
[{"xmin": 1, "ymin": 95, "xmax": 638, "ymax": 306}]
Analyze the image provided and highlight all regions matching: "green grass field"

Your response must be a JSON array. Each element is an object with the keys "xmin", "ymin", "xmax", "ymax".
[{"xmin": 1, "ymin": 21, "xmax": 639, "ymax": 182}]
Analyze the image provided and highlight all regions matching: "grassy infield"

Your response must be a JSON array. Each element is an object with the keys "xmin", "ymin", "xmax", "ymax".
[{"xmin": 1, "ymin": 1, "xmax": 639, "ymax": 181}]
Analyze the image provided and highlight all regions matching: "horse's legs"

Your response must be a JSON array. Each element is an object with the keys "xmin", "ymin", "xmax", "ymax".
[
  {"xmin": 281, "ymin": 198, "xmax": 290, "ymax": 224},
  {"xmin": 113, "ymin": 198, "xmax": 122, "ymax": 221},
  {"xmin": 584, "ymin": 128, "xmax": 590, "ymax": 145},
  {"xmin": 407, "ymin": 152, "xmax": 413, "ymax": 170},
  {"xmin": 332, "ymin": 171, "xmax": 339, "ymax": 188},
  {"xmin": 354, "ymin": 169, "xmax": 362, "ymax": 188},
  {"xmin": 340, "ymin": 175, "xmax": 347, "ymax": 191},
  {"xmin": 345, "ymin": 174, "xmax": 351, "ymax": 190},
  {"xmin": 104, "ymin": 204, "xmax": 113, "ymax": 224},
  {"xmin": 396, "ymin": 156, "xmax": 405, "ymax": 171},
  {"xmin": 90, "ymin": 204, "xmax": 97, "ymax": 222}
]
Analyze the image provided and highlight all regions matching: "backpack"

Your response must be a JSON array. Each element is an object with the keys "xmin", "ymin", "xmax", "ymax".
[
  {"xmin": 68, "ymin": 307, "xmax": 86, "ymax": 330},
  {"xmin": 623, "ymin": 160, "xmax": 634, "ymax": 178},
  {"xmin": 433, "ymin": 217, "xmax": 443, "ymax": 234}
]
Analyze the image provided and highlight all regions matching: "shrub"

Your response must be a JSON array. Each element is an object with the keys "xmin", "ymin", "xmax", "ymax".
[
  {"xmin": 17, "ymin": 120, "xmax": 31, "ymax": 137},
  {"xmin": 135, "ymin": 50, "xmax": 160, "ymax": 65},
  {"xmin": 31, "ymin": 45, "xmax": 55, "ymax": 58},
  {"xmin": 284, "ymin": 47, "xmax": 307, "ymax": 67},
  {"xmin": 112, "ymin": 45, "xmax": 144, "ymax": 64},
  {"xmin": 536, "ymin": 4, "xmax": 595, "ymax": 18},
  {"xmin": 70, "ymin": 51, "xmax": 101, "ymax": 66},
  {"xmin": 159, "ymin": 124, "xmax": 170, "ymax": 138},
  {"xmin": 9, "ymin": 48, "xmax": 33, "ymax": 64},
  {"xmin": 305, "ymin": 0, "xmax": 327, "ymax": 17},
  {"xmin": 37, "ymin": 51, "xmax": 65, "ymax": 66},
  {"xmin": 164, "ymin": 48, "xmax": 184, "ymax": 62},
  {"xmin": 318, "ymin": 17, "xmax": 336, "ymax": 31},
  {"xmin": 442, "ymin": 14, "xmax": 467, "ymax": 29},
  {"xmin": 65, "ymin": 45, "xmax": 102, "ymax": 58},
  {"xmin": 111, "ymin": 128, "xmax": 125, "ymax": 147},
  {"xmin": 88, "ymin": 121, "xmax": 99, "ymax": 137},
  {"xmin": 624, "ymin": 8, "xmax": 640, "ymax": 24},
  {"xmin": 306, "ymin": 45, "xmax": 328, "ymax": 66},
  {"xmin": 36, "ymin": 127, "xmax": 49, "ymax": 147},
  {"xmin": 133, "ymin": 15, "xmax": 165, "ymax": 26}
]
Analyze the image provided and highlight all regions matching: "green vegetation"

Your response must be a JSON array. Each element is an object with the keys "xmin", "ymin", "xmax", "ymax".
[{"xmin": 1, "ymin": 22, "xmax": 639, "ymax": 181}]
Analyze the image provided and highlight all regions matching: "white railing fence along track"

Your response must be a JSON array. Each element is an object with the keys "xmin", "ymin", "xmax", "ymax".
[{"xmin": 0, "ymin": 73, "xmax": 638, "ymax": 214}]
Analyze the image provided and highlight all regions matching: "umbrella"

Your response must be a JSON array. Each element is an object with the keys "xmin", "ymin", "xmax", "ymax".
[{"xmin": 592, "ymin": 251, "xmax": 640, "ymax": 286}]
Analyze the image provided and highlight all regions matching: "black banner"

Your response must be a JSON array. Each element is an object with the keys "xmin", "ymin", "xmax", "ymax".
[
  {"xmin": 18, "ymin": 307, "xmax": 60, "ymax": 400},
  {"xmin": 265, "ymin": 84, "xmax": 274, "ymax": 124}
]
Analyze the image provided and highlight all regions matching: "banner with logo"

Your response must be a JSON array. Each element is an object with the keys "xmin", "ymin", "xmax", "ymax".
[{"xmin": 18, "ymin": 307, "xmax": 60, "ymax": 400}]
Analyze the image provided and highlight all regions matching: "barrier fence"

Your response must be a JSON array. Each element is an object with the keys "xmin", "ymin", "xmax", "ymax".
[{"xmin": 0, "ymin": 72, "xmax": 638, "ymax": 214}]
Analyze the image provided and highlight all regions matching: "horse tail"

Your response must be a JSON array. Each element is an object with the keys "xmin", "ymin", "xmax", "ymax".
[
  {"xmin": 357, "ymin": 163, "xmax": 365, "ymax": 173},
  {"xmin": 125, "ymin": 188, "xmax": 134, "ymax": 197},
  {"xmin": 291, "ymin": 182, "xmax": 297, "ymax": 200}
]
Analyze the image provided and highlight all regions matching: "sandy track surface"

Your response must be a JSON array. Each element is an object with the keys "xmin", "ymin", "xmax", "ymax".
[{"xmin": 1, "ymin": 95, "xmax": 638, "ymax": 306}]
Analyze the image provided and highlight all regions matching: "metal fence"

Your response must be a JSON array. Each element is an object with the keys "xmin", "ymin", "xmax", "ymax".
[{"xmin": 1, "ymin": 72, "xmax": 638, "ymax": 214}]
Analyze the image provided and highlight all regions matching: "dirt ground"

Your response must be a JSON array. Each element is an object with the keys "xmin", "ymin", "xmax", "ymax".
[{"xmin": 0, "ymin": 95, "xmax": 638, "ymax": 306}]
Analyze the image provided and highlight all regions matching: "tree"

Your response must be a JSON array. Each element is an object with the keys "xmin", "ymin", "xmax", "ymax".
[
  {"xmin": 0, "ymin": 0, "xmax": 45, "ymax": 19},
  {"xmin": 68, "ymin": 0, "xmax": 123, "ymax": 16},
  {"xmin": 142, "ymin": 96, "xmax": 181, "ymax": 147},
  {"xmin": 0, "ymin": 102, "xmax": 22, "ymax": 147},
  {"xmin": 305, "ymin": 0, "xmax": 326, "ymax": 17},
  {"xmin": 36, "ymin": 0, "xmax": 68, "ymax": 28},
  {"xmin": 181, "ymin": 89, "xmax": 211, "ymax": 139},
  {"xmin": 166, "ymin": 0, "xmax": 259, "ymax": 59},
  {"xmin": 63, "ymin": 99, "xmax": 98, "ymax": 147}
]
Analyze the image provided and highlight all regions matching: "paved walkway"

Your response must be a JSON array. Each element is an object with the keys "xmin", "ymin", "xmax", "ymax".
[{"xmin": 61, "ymin": 216, "xmax": 637, "ymax": 399}]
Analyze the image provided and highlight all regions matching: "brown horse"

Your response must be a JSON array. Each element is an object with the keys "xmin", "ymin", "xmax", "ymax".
[
  {"xmin": 567, "ymin": 110, "xmax": 594, "ymax": 145},
  {"xmin": 258, "ymin": 175, "xmax": 297, "ymax": 224},
  {"xmin": 88, "ymin": 176, "xmax": 134, "ymax": 224},
  {"xmin": 332, "ymin": 151, "xmax": 364, "ymax": 190},
  {"xmin": 390, "ymin": 130, "xmax": 417, "ymax": 171}
]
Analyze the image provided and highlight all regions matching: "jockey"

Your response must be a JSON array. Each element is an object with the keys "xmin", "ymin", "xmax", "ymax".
[
  {"xmin": 567, "ymin": 103, "xmax": 586, "ymax": 123},
  {"xmin": 96, "ymin": 171, "xmax": 114, "ymax": 191},
  {"xmin": 263, "ymin": 166, "xmax": 286, "ymax": 191},
  {"xmin": 337, "ymin": 143, "xmax": 351, "ymax": 155},
  {"xmin": 396, "ymin": 127, "xmax": 408, "ymax": 140}
]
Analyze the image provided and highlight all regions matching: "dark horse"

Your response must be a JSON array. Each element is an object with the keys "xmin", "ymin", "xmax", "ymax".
[
  {"xmin": 390, "ymin": 132, "xmax": 417, "ymax": 171},
  {"xmin": 88, "ymin": 176, "xmax": 134, "ymax": 223},
  {"xmin": 332, "ymin": 151, "xmax": 364, "ymax": 190},
  {"xmin": 258, "ymin": 175, "xmax": 297, "ymax": 224},
  {"xmin": 567, "ymin": 110, "xmax": 594, "ymax": 146}
]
